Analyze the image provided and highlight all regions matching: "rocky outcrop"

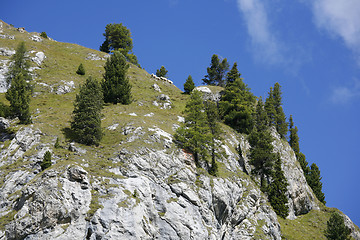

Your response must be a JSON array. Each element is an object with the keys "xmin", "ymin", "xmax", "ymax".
[
  {"xmin": 0, "ymin": 59, "xmax": 10, "ymax": 93},
  {"xmin": 194, "ymin": 86, "xmax": 223, "ymax": 103}
]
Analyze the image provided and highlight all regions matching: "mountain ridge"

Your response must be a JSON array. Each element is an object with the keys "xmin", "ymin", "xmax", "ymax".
[{"xmin": 0, "ymin": 20, "xmax": 359, "ymax": 239}]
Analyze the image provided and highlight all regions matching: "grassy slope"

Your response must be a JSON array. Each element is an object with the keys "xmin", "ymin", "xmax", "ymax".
[{"xmin": 0, "ymin": 20, "xmax": 358, "ymax": 239}]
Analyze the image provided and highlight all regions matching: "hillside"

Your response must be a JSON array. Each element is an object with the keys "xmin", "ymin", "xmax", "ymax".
[{"xmin": 0, "ymin": 20, "xmax": 359, "ymax": 239}]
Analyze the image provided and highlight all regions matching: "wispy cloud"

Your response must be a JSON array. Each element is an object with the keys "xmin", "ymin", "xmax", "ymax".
[
  {"xmin": 330, "ymin": 79, "xmax": 360, "ymax": 104},
  {"xmin": 310, "ymin": 0, "xmax": 360, "ymax": 62},
  {"xmin": 236, "ymin": 0, "xmax": 284, "ymax": 65}
]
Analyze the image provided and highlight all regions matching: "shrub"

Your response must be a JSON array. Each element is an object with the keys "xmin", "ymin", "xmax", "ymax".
[
  {"xmin": 41, "ymin": 151, "xmax": 52, "ymax": 170},
  {"xmin": 40, "ymin": 32, "xmax": 48, "ymax": 39},
  {"xmin": 76, "ymin": 63, "xmax": 85, "ymax": 75}
]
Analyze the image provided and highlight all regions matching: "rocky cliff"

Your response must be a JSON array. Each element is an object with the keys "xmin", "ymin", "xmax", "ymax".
[{"xmin": 0, "ymin": 20, "xmax": 359, "ymax": 239}]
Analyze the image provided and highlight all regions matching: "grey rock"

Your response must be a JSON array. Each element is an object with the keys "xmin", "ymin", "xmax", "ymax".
[
  {"xmin": 0, "ymin": 59, "xmax": 10, "ymax": 93},
  {"xmin": 31, "ymin": 51, "xmax": 46, "ymax": 66},
  {"xmin": 0, "ymin": 34, "xmax": 15, "ymax": 40},
  {"xmin": 55, "ymin": 80, "xmax": 75, "ymax": 95},
  {"xmin": 30, "ymin": 35, "xmax": 42, "ymax": 42},
  {"xmin": 152, "ymin": 83, "xmax": 161, "ymax": 92},
  {"xmin": 194, "ymin": 86, "xmax": 223, "ymax": 102},
  {"xmin": 0, "ymin": 48, "xmax": 15, "ymax": 56},
  {"xmin": 158, "ymin": 94, "xmax": 170, "ymax": 101},
  {"xmin": 0, "ymin": 117, "xmax": 9, "ymax": 130},
  {"xmin": 68, "ymin": 142, "xmax": 87, "ymax": 154},
  {"xmin": 86, "ymin": 53, "xmax": 106, "ymax": 61}
]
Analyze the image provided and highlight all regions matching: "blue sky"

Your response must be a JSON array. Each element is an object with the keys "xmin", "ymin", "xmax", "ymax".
[{"xmin": 2, "ymin": 0, "xmax": 359, "ymax": 225}]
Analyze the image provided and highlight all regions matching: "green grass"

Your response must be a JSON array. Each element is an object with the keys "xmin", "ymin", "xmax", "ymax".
[{"xmin": 279, "ymin": 207, "xmax": 337, "ymax": 240}]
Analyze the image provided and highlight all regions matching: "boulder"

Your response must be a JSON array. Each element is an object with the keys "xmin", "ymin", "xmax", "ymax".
[
  {"xmin": 31, "ymin": 51, "xmax": 46, "ymax": 66},
  {"xmin": 0, "ymin": 48, "xmax": 15, "ymax": 56}
]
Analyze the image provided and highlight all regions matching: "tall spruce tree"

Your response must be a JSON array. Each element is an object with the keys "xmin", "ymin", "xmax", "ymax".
[
  {"xmin": 204, "ymin": 100, "xmax": 222, "ymax": 176},
  {"xmin": 202, "ymin": 54, "xmax": 229, "ymax": 87},
  {"xmin": 273, "ymin": 83, "xmax": 288, "ymax": 138},
  {"xmin": 219, "ymin": 78, "xmax": 255, "ymax": 134},
  {"xmin": 324, "ymin": 212, "xmax": 351, "ymax": 240},
  {"xmin": 174, "ymin": 90, "xmax": 211, "ymax": 166},
  {"xmin": 289, "ymin": 115, "xmax": 300, "ymax": 154},
  {"xmin": 5, "ymin": 42, "xmax": 32, "ymax": 124},
  {"xmin": 248, "ymin": 101, "xmax": 276, "ymax": 189},
  {"xmin": 183, "ymin": 75, "xmax": 195, "ymax": 94},
  {"xmin": 308, "ymin": 163, "xmax": 326, "ymax": 204},
  {"xmin": 6, "ymin": 42, "xmax": 31, "ymax": 87},
  {"xmin": 6, "ymin": 73, "xmax": 31, "ymax": 124},
  {"xmin": 226, "ymin": 62, "xmax": 241, "ymax": 85},
  {"xmin": 267, "ymin": 155, "xmax": 289, "ymax": 218},
  {"xmin": 71, "ymin": 77, "xmax": 104, "ymax": 146},
  {"xmin": 102, "ymin": 51, "xmax": 132, "ymax": 104},
  {"xmin": 265, "ymin": 87, "xmax": 276, "ymax": 126}
]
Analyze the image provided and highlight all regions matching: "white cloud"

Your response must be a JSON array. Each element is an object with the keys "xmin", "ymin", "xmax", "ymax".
[
  {"xmin": 330, "ymin": 80, "xmax": 360, "ymax": 104},
  {"xmin": 236, "ymin": 0, "xmax": 284, "ymax": 64},
  {"xmin": 311, "ymin": 0, "xmax": 360, "ymax": 59}
]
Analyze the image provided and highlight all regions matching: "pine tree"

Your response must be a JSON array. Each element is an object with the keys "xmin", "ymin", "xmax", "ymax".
[
  {"xmin": 41, "ymin": 151, "xmax": 52, "ymax": 170},
  {"xmin": 265, "ymin": 83, "xmax": 287, "ymax": 138},
  {"xmin": 308, "ymin": 163, "xmax": 326, "ymax": 204},
  {"xmin": 248, "ymin": 102, "xmax": 276, "ymax": 188},
  {"xmin": 76, "ymin": 63, "xmax": 85, "ymax": 75},
  {"xmin": 71, "ymin": 77, "xmax": 104, "ymax": 146},
  {"xmin": 324, "ymin": 212, "xmax": 351, "ymax": 240},
  {"xmin": 267, "ymin": 155, "xmax": 289, "ymax": 218},
  {"xmin": 156, "ymin": 66, "xmax": 168, "ymax": 78},
  {"xmin": 183, "ymin": 75, "xmax": 195, "ymax": 94},
  {"xmin": 219, "ymin": 78, "xmax": 255, "ymax": 134},
  {"xmin": 175, "ymin": 90, "xmax": 211, "ymax": 166},
  {"xmin": 254, "ymin": 97, "xmax": 268, "ymax": 132},
  {"xmin": 226, "ymin": 62, "xmax": 241, "ymax": 85},
  {"xmin": 99, "ymin": 23, "xmax": 140, "ymax": 66},
  {"xmin": 298, "ymin": 152, "xmax": 310, "ymax": 176},
  {"xmin": 100, "ymin": 23, "xmax": 133, "ymax": 55},
  {"xmin": 289, "ymin": 115, "xmax": 300, "ymax": 154},
  {"xmin": 202, "ymin": 54, "xmax": 229, "ymax": 86},
  {"xmin": 6, "ymin": 42, "xmax": 31, "ymax": 87},
  {"xmin": 102, "ymin": 51, "xmax": 132, "ymax": 104},
  {"xmin": 6, "ymin": 73, "xmax": 31, "ymax": 124},
  {"xmin": 273, "ymin": 83, "xmax": 288, "ymax": 138},
  {"xmin": 204, "ymin": 100, "xmax": 222, "ymax": 176},
  {"xmin": 265, "ymin": 87, "xmax": 276, "ymax": 126}
]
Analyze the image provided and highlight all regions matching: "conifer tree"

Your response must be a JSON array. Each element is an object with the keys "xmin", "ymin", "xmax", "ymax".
[
  {"xmin": 203, "ymin": 54, "xmax": 229, "ymax": 86},
  {"xmin": 100, "ymin": 23, "xmax": 139, "ymax": 66},
  {"xmin": 254, "ymin": 97, "xmax": 268, "ymax": 132},
  {"xmin": 248, "ymin": 101, "xmax": 276, "ymax": 189},
  {"xmin": 5, "ymin": 42, "xmax": 32, "ymax": 124},
  {"xmin": 289, "ymin": 115, "xmax": 300, "ymax": 154},
  {"xmin": 273, "ymin": 83, "xmax": 288, "ymax": 138},
  {"xmin": 265, "ymin": 83, "xmax": 287, "ymax": 138},
  {"xmin": 76, "ymin": 63, "xmax": 85, "ymax": 75},
  {"xmin": 71, "ymin": 77, "xmax": 104, "ymax": 146},
  {"xmin": 324, "ymin": 212, "xmax": 351, "ymax": 240},
  {"xmin": 219, "ymin": 78, "xmax": 255, "ymax": 134},
  {"xmin": 175, "ymin": 90, "xmax": 211, "ymax": 166},
  {"xmin": 226, "ymin": 62, "xmax": 241, "ymax": 85},
  {"xmin": 156, "ymin": 66, "xmax": 168, "ymax": 78},
  {"xmin": 6, "ymin": 73, "xmax": 31, "ymax": 124},
  {"xmin": 41, "ymin": 151, "xmax": 52, "ymax": 170},
  {"xmin": 265, "ymin": 87, "xmax": 276, "ymax": 126},
  {"xmin": 267, "ymin": 155, "xmax": 289, "ymax": 218},
  {"xmin": 102, "ymin": 51, "xmax": 132, "ymax": 104},
  {"xmin": 183, "ymin": 75, "xmax": 195, "ymax": 94},
  {"xmin": 204, "ymin": 100, "xmax": 221, "ymax": 176},
  {"xmin": 6, "ymin": 42, "xmax": 31, "ymax": 87},
  {"xmin": 308, "ymin": 163, "xmax": 326, "ymax": 204}
]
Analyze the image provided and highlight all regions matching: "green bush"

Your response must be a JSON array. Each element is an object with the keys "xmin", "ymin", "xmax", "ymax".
[
  {"xmin": 41, "ymin": 151, "xmax": 52, "ymax": 170},
  {"xmin": 40, "ymin": 32, "xmax": 48, "ymax": 39},
  {"xmin": 76, "ymin": 63, "xmax": 85, "ymax": 75}
]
